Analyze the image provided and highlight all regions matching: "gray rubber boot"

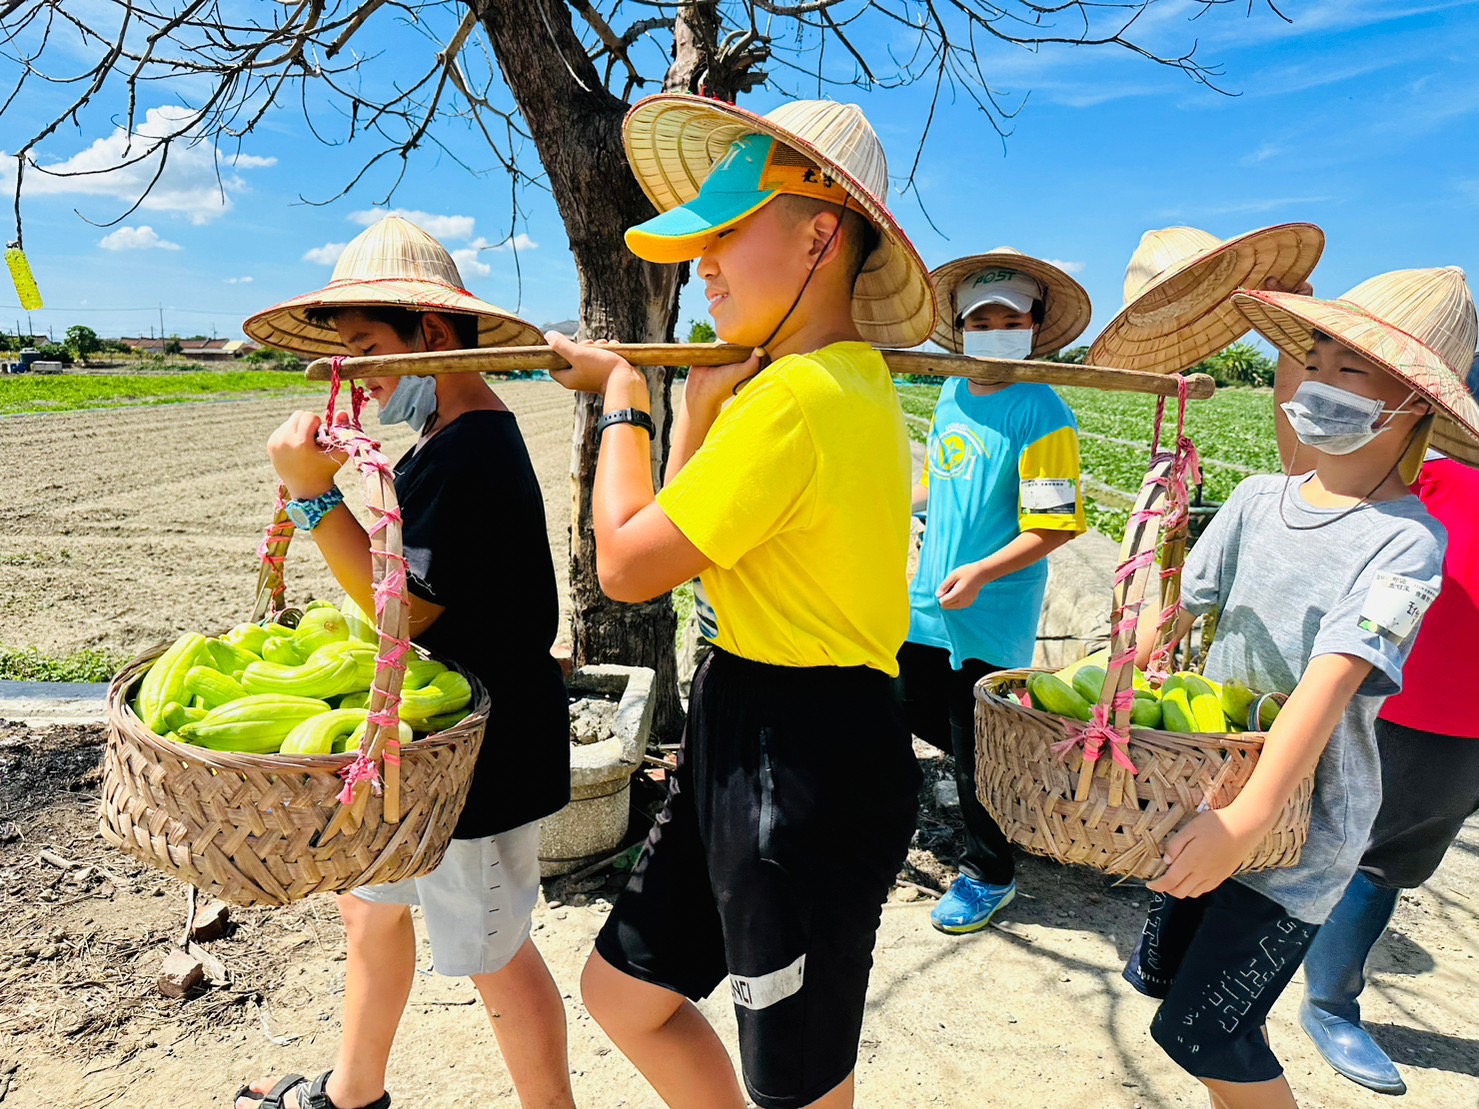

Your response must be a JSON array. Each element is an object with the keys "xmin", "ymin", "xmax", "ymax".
[{"xmin": 1299, "ymin": 871, "xmax": 1406, "ymax": 1095}]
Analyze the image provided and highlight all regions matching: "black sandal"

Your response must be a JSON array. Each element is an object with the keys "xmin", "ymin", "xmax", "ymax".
[{"xmin": 234, "ymin": 1071, "xmax": 391, "ymax": 1109}]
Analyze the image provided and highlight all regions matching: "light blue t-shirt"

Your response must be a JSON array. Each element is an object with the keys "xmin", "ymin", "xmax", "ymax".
[{"xmin": 908, "ymin": 379, "xmax": 1085, "ymax": 669}]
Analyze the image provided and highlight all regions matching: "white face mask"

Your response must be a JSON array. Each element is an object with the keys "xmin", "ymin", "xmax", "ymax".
[
  {"xmin": 1279, "ymin": 380, "xmax": 1417, "ymax": 455},
  {"xmin": 377, "ymin": 374, "xmax": 439, "ymax": 433},
  {"xmin": 963, "ymin": 328, "xmax": 1034, "ymax": 362}
]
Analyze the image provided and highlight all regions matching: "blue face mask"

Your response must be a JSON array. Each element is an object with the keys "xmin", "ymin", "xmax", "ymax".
[
  {"xmin": 962, "ymin": 328, "xmax": 1034, "ymax": 362},
  {"xmin": 377, "ymin": 374, "xmax": 438, "ymax": 433}
]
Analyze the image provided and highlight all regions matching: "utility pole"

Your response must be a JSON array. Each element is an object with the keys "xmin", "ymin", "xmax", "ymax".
[{"xmin": 158, "ymin": 302, "xmax": 165, "ymax": 341}]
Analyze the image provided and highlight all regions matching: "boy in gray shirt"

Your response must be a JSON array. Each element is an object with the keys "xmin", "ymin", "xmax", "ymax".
[{"xmin": 1119, "ymin": 277, "xmax": 1479, "ymax": 1109}]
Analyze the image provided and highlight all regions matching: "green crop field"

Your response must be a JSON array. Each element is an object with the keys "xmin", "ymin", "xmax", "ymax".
[
  {"xmin": 898, "ymin": 382, "xmax": 1282, "ymax": 539},
  {"xmin": 0, "ymin": 370, "xmax": 316, "ymax": 416}
]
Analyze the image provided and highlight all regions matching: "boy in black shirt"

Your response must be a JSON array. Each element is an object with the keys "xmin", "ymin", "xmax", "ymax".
[{"xmin": 235, "ymin": 215, "xmax": 573, "ymax": 1109}]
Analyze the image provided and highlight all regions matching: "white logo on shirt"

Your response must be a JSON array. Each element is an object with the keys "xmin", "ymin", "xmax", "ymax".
[
  {"xmin": 929, "ymin": 423, "xmax": 987, "ymax": 482},
  {"xmin": 1021, "ymin": 478, "xmax": 1077, "ymax": 514},
  {"xmin": 1359, "ymin": 572, "xmax": 1438, "ymax": 645}
]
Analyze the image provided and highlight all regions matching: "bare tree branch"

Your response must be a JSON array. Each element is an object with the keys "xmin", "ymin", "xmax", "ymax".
[
  {"xmin": 1, "ymin": 0, "xmax": 1268, "ymax": 244},
  {"xmin": 569, "ymin": 0, "xmax": 650, "ymax": 94}
]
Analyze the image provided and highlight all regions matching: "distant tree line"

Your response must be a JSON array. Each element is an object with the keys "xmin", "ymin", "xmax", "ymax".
[
  {"xmin": 1045, "ymin": 342, "xmax": 1278, "ymax": 387},
  {"xmin": 0, "ymin": 326, "xmax": 303, "ymax": 371}
]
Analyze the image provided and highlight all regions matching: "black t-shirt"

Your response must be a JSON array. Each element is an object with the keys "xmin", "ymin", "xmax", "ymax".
[{"xmin": 394, "ymin": 409, "xmax": 570, "ymax": 839}]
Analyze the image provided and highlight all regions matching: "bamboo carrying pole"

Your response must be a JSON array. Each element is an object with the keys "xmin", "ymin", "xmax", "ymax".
[{"xmin": 303, "ymin": 343, "xmax": 1216, "ymax": 401}]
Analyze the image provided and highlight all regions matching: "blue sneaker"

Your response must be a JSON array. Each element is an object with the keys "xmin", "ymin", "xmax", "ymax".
[{"xmin": 930, "ymin": 876, "xmax": 1016, "ymax": 934}]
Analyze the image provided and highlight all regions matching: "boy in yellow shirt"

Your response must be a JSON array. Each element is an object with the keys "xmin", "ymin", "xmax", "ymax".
[{"xmin": 548, "ymin": 95, "xmax": 934, "ymax": 1108}]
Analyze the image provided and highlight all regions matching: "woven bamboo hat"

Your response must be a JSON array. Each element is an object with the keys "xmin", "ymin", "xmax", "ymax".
[
  {"xmin": 1088, "ymin": 223, "xmax": 1325, "ymax": 372},
  {"xmin": 622, "ymin": 94, "xmax": 935, "ymax": 348},
  {"xmin": 243, "ymin": 215, "xmax": 541, "ymax": 357},
  {"xmin": 1234, "ymin": 266, "xmax": 1479, "ymax": 469},
  {"xmin": 929, "ymin": 248, "xmax": 1091, "ymax": 356}
]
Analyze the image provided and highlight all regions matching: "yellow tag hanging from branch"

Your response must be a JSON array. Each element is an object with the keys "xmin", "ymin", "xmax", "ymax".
[{"xmin": 6, "ymin": 244, "xmax": 42, "ymax": 310}]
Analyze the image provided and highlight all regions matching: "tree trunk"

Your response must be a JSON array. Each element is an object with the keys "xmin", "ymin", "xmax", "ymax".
[{"xmin": 475, "ymin": 0, "xmax": 687, "ymax": 738}]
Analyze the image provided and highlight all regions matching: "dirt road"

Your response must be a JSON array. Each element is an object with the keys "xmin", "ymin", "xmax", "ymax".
[
  {"xmin": 2, "ymin": 725, "xmax": 1476, "ymax": 1108},
  {"xmin": 0, "ymin": 386, "xmax": 577, "ymax": 657},
  {"xmin": 4, "ymin": 392, "xmax": 1475, "ymax": 1108}
]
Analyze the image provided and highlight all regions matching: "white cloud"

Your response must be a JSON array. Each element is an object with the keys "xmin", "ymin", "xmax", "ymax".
[
  {"xmin": 1043, "ymin": 258, "xmax": 1085, "ymax": 274},
  {"xmin": 303, "ymin": 242, "xmax": 348, "ymax": 266},
  {"xmin": 224, "ymin": 275, "xmax": 254, "ymax": 284},
  {"xmin": 451, "ymin": 242, "xmax": 492, "ymax": 279},
  {"xmin": 1207, "ymin": 0, "xmax": 1475, "ymax": 48},
  {"xmin": 450, "ymin": 234, "xmax": 539, "ymax": 280},
  {"xmin": 488, "ymin": 232, "xmax": 539, "ymax": 253},
  {"xmin": 1156, "ymin": 196, "xmax": 1334, "ymax": 220},
  {"xmin": 305, "ymin": 230, "xmax": 537, "ymax": 278},
  {"xmin": 98, "ymin": 225, "xmax": 180, "ymax": 251},
  {"xmin": 1246, "ymin": 54, "xmax": 1408, "ymax": 98},
  {"xmin": 348, "ymin": 208, "xmax": 476, "ymax": 242},
  {"xmin": 1241, "ymin": 143, "xmax": 1283, "ymax": 166},
  {"xmin": 5, "ymin": 105, "xmax": 275, "ymax": 225}
]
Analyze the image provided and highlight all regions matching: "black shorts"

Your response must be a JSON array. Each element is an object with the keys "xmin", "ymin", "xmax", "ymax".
[
  {"xmin": 594, "ymin": 648, "xmax": 921, "ymax": 1108},
  {"xmin": 1123, "ymin": 880, "xmax": 1319, "ymax": 1084},
  {"xmin": 1360, "ymin": 718, "xmax": 1479, "ymax": 889}
]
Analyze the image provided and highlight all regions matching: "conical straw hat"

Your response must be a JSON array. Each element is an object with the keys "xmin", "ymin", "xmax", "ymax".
[
  {"xmin": 1088, "ymin": 223, "xmax": 1325, "ymax": 372},
  {"xmin": 622, "ymin": 95, "xmax": 935, "ymax": 348},
  {"xmin": 1234, "ymin": 266, "xmax": 1479, "ymax": 468},
  {"xmin": 928, "ymin": 248, "xmax": 1092, "ymax": 356},
  {"xmin": 244, "ymin": 215, "xmax": 541, "ymax": 357}
]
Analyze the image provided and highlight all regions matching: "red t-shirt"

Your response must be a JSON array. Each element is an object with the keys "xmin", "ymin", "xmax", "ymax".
[{"xmin": 1379, "ymin": 457, "xmax": 1479, "ymax": 738}]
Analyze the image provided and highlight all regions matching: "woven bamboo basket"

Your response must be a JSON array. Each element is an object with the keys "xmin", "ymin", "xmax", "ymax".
[
  {"xmin": 99, "ymin": 407, "xmax": 488, "ymax": 907},
  {"xmin": 974, "ymin": 445, "xmax": 1314, "ymax": 881}
]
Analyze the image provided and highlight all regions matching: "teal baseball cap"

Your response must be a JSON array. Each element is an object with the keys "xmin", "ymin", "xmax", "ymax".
[
  {"xmin": 626, "ymin": 133, "xmax": 852, "ymax": 265},
  {"xmin": 621, "ymin": 94, "xmax": 936, "ymax": 347}
]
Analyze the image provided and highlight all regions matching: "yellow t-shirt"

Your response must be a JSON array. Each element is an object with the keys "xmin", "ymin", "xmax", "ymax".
[{"xmin": 658, "ymin": 342, "xmax": 911, "ymax": 675}]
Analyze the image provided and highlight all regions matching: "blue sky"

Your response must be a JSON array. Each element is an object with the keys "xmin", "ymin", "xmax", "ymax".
[{"xmin": 0, "ymin": 0, "xmax": 1475, "ymax": 347}]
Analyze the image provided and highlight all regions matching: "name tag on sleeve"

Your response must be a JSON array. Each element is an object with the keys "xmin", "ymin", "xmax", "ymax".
[
  {"xmin": 1020, "ymin": 478, "xmax": 1078, "ymax": 515},
  {"xmin": 1358, "ymin": 572, "xmax": 1438, "ymax": 645}
]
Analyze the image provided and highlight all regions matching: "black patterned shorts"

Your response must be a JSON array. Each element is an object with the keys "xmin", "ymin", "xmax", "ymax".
[{"xmin": 1124, "ymin": 879, "xmax": 1319, "ymax": 1083}]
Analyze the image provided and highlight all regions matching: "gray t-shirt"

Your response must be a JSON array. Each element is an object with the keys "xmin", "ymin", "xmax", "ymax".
[{"xmin": 1181, "ymin": 473, "xmax": 1445, "ymax": 924}]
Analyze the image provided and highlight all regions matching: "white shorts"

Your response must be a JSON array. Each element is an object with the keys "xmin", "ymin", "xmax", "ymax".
[{"xmin": 352, "ymin": 820, "xmax": 542, "ymax": 978}]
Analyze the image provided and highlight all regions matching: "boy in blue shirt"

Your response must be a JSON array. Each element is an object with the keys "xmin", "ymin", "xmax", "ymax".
[{"xmin": 896, "ymin": 249, "xmax": 1091, "ymax": 934}]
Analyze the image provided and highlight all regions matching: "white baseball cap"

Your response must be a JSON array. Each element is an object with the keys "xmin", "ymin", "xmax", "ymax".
[{"xmin": 954, "ymin": 268, "xmax": 1044, "ymax": 322}]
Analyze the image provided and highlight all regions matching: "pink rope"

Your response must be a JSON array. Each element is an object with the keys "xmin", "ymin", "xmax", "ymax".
[
  {"xmin": 323, "ymin": 358, "xmax": 344, "ymax": 426},
  {"xmin": 375, "ymin": 637, "xmax": 412, "ymax": 674},
  {"xmin": 318, "ymin": 355, "xmax": 412, "ymax": 809},
  {"xmin": 1052, "ymin": 702, "xmax": 1139, "ymax": 774},
  {"xmin": 337, "ymin": 752, "xmax": 382, "ymax": 804},
  {"xmin": 368, "ymin": 703, "xmax": 402, "ymax": 727},
  {"xmin": 257, "ymin": 520, "xmax": 291, "ymax": 566},
  {"xmin": 1053, "ymin": 374, "xmax": 1202, "ymax": 772},
  {"xmin": 1143, "ymin": 376, "xmax": 1201, "ymax": 679}
]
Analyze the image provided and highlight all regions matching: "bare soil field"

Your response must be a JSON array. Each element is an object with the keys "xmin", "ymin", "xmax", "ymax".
[
  {"xmin": 0, "ymin": 385, "xmax": 577, "ymax": 657},
  {"xmin": 1, "ymin": 723, "xmax": 1476, "ymax": 1109},
  {"xmin": 1, "ymin": 392, "xmax": 1475, "ymax": 1107}
]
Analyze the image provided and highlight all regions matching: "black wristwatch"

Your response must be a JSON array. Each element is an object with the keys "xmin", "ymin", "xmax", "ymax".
[{"xmin": 597, "ymin": 408, "xmax": 656, "ymax": 437}]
